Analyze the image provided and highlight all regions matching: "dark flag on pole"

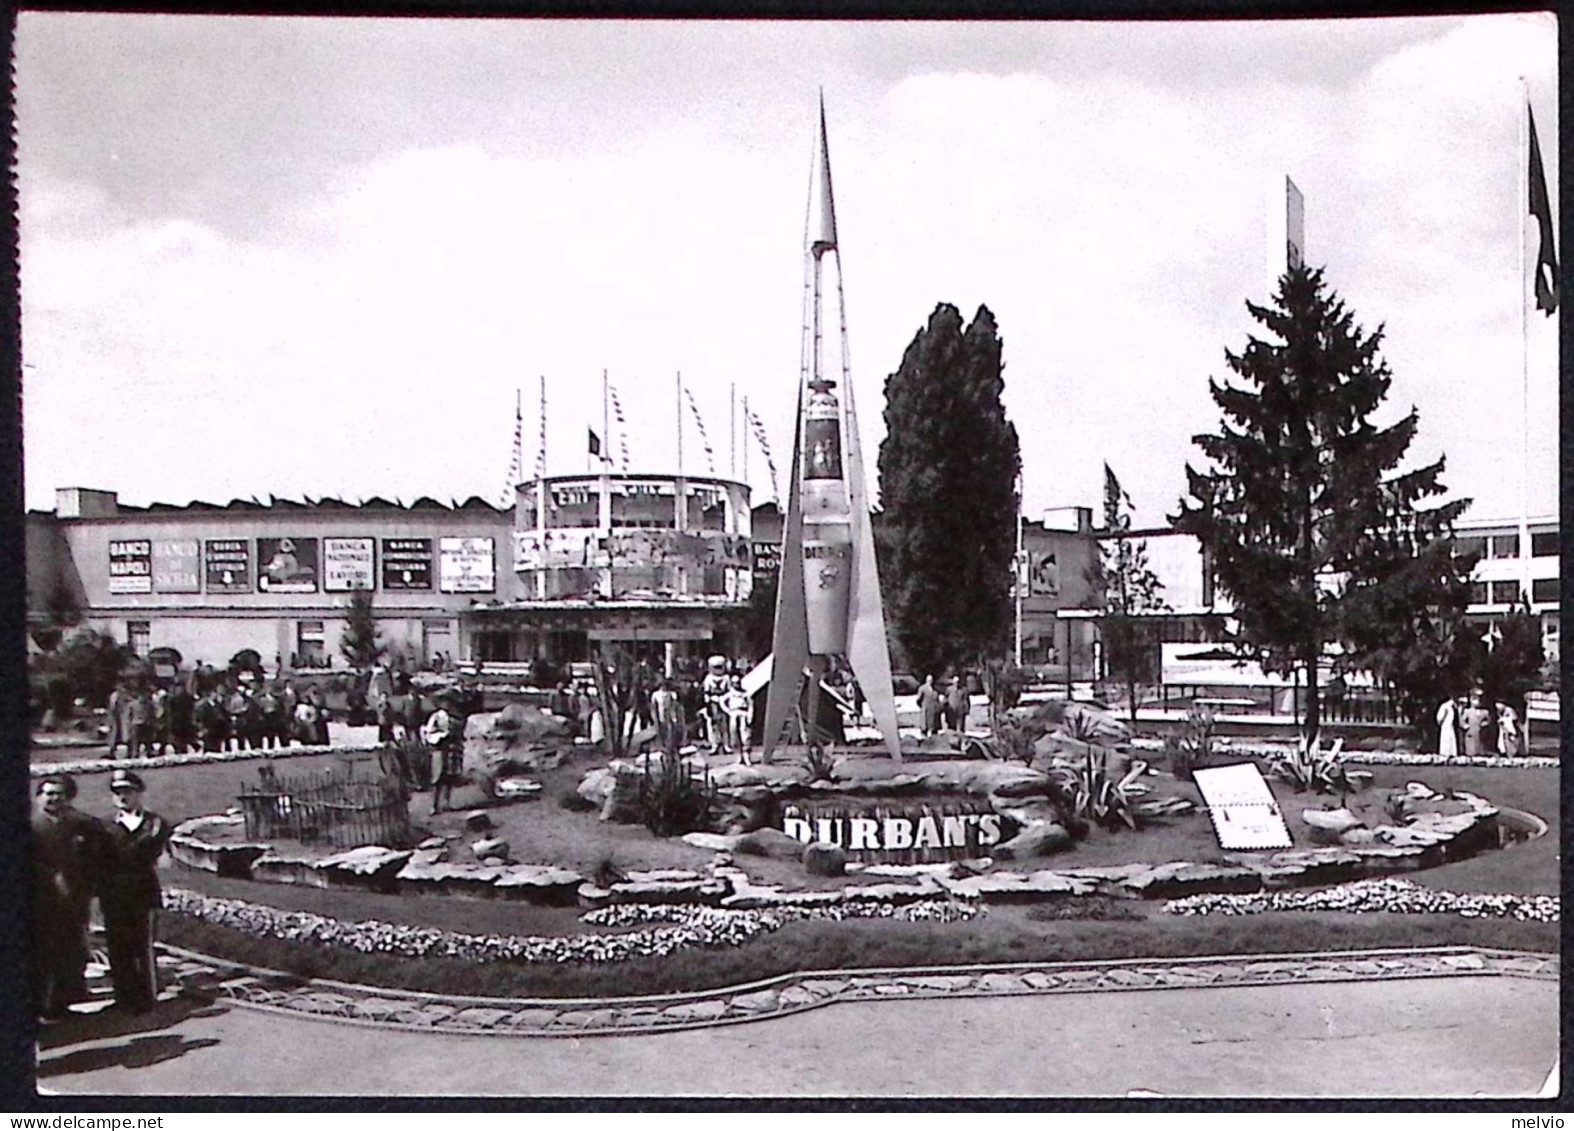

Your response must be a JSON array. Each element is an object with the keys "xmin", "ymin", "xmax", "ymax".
[
  {"xmin": 587, "ymin": 428, "xmax": 602, "ymax": 458},
  {"xmin": 1528, "ymin": 103, "xmax": 1559, "ymax": 315},
  {"xmin": 1104, "ymin": 461, "xmax": 1133, "ymax": 531}
]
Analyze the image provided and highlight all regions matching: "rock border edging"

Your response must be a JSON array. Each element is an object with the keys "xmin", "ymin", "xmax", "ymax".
[{"xmin": 150, "ymin": 943, "xmax": 1558, "ymax": 1038}]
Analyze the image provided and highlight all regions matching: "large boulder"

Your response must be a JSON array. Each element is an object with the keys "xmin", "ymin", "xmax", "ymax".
[
  {"xmin": 600, "ymin": 764, "xmax": 644, "ymax": 824},
  {"xmin": 802, "ymin": 841, "xmax": 847, "ymax": 877},
  {"xmin": 735, "ymin": 826, "xmax": 809, "ymax": 860},
  {"xmin": 576, "ymin": 767, "xmax": 616, "ymax": 808},
  {"xmin": 993, "ymin": 821, "xmax": 1072, "ymax": 860}
]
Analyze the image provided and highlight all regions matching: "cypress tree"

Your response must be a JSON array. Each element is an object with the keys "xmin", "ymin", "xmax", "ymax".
[
  {"xmin": 1175, "ymin": 266, "xmax": 1473, "ymax": 747},
  {"xmin": 878, "ymin": 303, "xmax": 1020, "ymax": 678}
]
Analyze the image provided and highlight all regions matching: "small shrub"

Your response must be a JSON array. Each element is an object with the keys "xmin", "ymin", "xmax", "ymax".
[
  {"xmin": 638, "ymin": 746, "xmax": 715, "ymax": 837},
  {"xmin": 1267, "ymin": 736, "xmax": 1361, "ymax": 797},
  {"xmin": 592, "ymin": 855, "xmax": 628, "ymax": 889},
  {"xmin": 988, "ymin": 719, "xmax": 1038, "ymax": 765},
  {"xmin": 1168, "ymin": 705, "xmax": 1217, "ymax": 782},
  {"xmin": 558, "ymin": 789, "xmax": 598, "ymax": 813},
  {"xmin": 804, "ymin": 744, "xmax": 838, "ymax": 783}
]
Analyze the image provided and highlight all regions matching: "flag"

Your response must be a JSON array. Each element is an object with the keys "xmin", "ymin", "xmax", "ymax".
[
  {"xmin": 747, "ymin": 408, "xmax": 780, "ymax": 500},
  {"xmin": 588, "ymin": 428, "xmax": 602, "ymax": 458},
  {"xmin": 1104, "ymin": 462, "xmax": 1133, "ymax": 530},
  {"xmin": 1528, "ymin": 103, "xmax": 1559, "ymax": 315},
  {"xmin": 608, "ymin": 382, "xmax": 631, "ymax": 472},
  {"xmin": 683, "ymin": 385, "xmax": 716, "ymax": 473}
]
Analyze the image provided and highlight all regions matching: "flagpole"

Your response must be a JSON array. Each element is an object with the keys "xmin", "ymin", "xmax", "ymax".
[
  {"xmin": 1014, "ymin": 470, "xmax": 1024, "ymax": 667},
  {"xmin": 601, "ymin": 368, "xmax": 611, "ymax": 533},
  {"xmin": 1519, "ymin": 79, "xmax": 1531, "ymax": 606},
  {"xmin": 676, "ymin": 371, "xmax": 685, "ymax": 535},
  {"xmin": 537, "ymin": 376, "xmax": 547, "ymax": 599}
]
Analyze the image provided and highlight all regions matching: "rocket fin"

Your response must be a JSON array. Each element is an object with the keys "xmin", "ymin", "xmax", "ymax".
[
  {"xmin": 761, "ymin": 383, "xmax": 810, "ymax": 761},
  {"xmin": 839, "ymin": 350, "xmax": 902, "ymax": 761}
]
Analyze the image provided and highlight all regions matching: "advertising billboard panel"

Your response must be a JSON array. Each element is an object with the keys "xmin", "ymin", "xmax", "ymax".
[
  {"xmin": 205, "ymin": 539, "xmax": 252, "ymax": 593},
  {"xmin": 381, "ymin": 538, "xmax": 433, "ymax": 590},
  {"xmin": 151, "ymin": 540, "xmax": 201, "ymax": 593},
  {"xmin": 108, "ymin": 539, "xmax": 152, "ymax": 595},
  {"xmin": 257, "ymin": 537, "xmax": 320, "ymax": 593},
  {"xmin": 439, "ymin": 537, "xmax": 495, "ymax": 593},
  {"xmin": 323, "ymin": 537, "xmax": 375, "ymax": 591}
]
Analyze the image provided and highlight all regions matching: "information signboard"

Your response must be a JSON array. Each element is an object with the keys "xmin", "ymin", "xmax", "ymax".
[
  {"xmin": 1192, "ymin": 763, "xmax": 1293, "ymax": 850},
  {"xmin": 439, "ymin": 537, "xmax": 495, "ymax": 593},
  {"xmin": 108, "ymin": 539, "xmax": 152, "ymax": 595},
  {"xmin": 205, "ymin": 539, "xmax": 252, "ymax": 593},
  {"xmin": 257, "ymin": 537, "xmax": 319, "ymax": 593},
  {"xmin": 151, "ymin": 540, "xmax": 202, "ymax": 593},
  {"xmin": 381, "ymin": 538, "xmax": 433, "ymax": 590},
  {"xmin": 323, "ymin": 537, "xmax": 375, "ymax": 591}
]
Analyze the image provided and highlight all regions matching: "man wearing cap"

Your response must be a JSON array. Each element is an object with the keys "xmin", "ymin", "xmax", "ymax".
[
  {"xmin": 32, "ymin": 774, "xmax": 100, "ymax": 1019},
  {"xmin": 421, "ymin": 698, "xmax": 464, "ymax": 814},
  {"xmin": 98, "ymin": 769, "xmax": 172, "ymax": 1013}
]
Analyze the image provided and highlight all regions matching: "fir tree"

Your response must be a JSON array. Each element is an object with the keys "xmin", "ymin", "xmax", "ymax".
[
  {"xmin": 1175, "ymin": 266, "xmax": 1472, "ymax": 746},
  {"xmin": 340, "ymin": 585, "xmax": 381, "ymax": 669},
  {"xmin": 878, "ymin": 303, "xmax": 1020, "ymax": 678},
  {"xmin": 1087, "ymin": 463, "xmax": 1169, "ymax": 722}
]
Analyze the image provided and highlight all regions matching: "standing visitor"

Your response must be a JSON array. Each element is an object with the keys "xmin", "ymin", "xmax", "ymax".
[
  {"xmin": 701, "ymin": 661, "xmax": 730, "ymax": 752},
  {"xmin": 574, "ymin": 683, "xmax": 596, "ymax": 742},
  {"xmin": 149, "ymin": 685, "xmax": 170, "ymax": 755},
  {"xmin": 422, "ymin": 699, "xmax": 464, "ymax": 814},
  {"xmin": 1495, "ymin": 702, "xmax": 1521, "ymax": 757},
  {"xmin": 651, "ymin": 680, "xmax": 684, "ymax": 751},
  {"xmin": 196, "ymin": 690, "xmax": 228, "ymax": 752},
  {"xmin": 549, "ymin": 681, "xmax": 576, "ymax": 734},
  {"xmin": 1435, "ymin": 695, "xmax": 1460, "ymax": 758},
  {"xmin": 32, "ymin": 774, "xmax": 98, "ymax": 1019},
  {"xmin": 917, "ymin": 675, "xmax": 942, "ymax": 737},
  {"xmin": 98, "ymin": 770, "xmax": 173, "ymax": 1014},
  {"xmin": 308, "ymin": 686, "xmax": 331, "ymax": 745},
  {"xmin": 124, "ymin": 686, "xmax": 152, "ymax": 759},
  {"xmin": 1460, "ymin": 692, "xmax": 1490, "ymax": 757},
  {"xmin": 105, "ymin": 684, "xmax": 125, "ymax": 758},
  {"xmin": 722, "ymin": 675, "xmax": 753, "ymax": 763},
  {"xmin": 166, "ymin": 682, "xmax": 195, "ymax": 754},
  {"xmin": 376, "ymin": 692, "xmax": 397, "ymax": 743},
  {"xmin": 293, "ymin": 695, "xmax": 320, "ymax": 746},
  {"xmin": 946, "ymin": 676, "xmax": 971, "ymax": 734},
  {"xmin": 224, "ymin": 684, "xmax": 254, "ymax": 750}
]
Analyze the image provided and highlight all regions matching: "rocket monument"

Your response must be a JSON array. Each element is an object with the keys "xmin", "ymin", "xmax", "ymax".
[{"xmin": 761, "ymin": 96, "xmax": 904, "ymax": 763}]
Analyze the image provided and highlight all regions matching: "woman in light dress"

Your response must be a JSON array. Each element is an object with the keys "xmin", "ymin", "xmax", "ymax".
[{"xmin": 1435, "ymin": 695, "xmax": 1460, "ymax": 758}]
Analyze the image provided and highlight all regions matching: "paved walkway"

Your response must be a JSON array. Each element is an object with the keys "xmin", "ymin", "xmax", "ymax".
[{"xmin": 36, "ymin": 956, "xmax": 1559, "ymax": 1098}]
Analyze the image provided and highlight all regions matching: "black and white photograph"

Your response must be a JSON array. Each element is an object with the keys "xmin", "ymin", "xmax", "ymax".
[{"xmin": 13, "ymin": 11, "xmax": 1560, "ymax": 1102}]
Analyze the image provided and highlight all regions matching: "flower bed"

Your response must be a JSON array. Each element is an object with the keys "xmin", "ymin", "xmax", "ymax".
[
  {"xmin": 1163, "ymin": 877, "xmax": 1559, "ymax": 921},
  {"xmin": 161, "ymin": 887, "xmax": 982, "ymax": 966}
]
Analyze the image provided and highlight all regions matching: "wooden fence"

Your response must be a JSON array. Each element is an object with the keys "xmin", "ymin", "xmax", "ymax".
[{"xmin": 238, "ymin": 766, "xmax": 411, "ymax": 848}]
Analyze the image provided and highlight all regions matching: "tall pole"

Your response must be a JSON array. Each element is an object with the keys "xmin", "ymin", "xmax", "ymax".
[
  {"xmin": 742, "ymin": 395, "xmax": 750, "ymax": 486},
  {"xmin": 675, "ymin": 370, "xmax": 685, "ymax": 534},
  {"xmin": 1014, "ymin": 471, "xmax": 1024, "ymax": 667},
  {"xmin": 536, "ymin": 375, "xmax": 547, "ymax": 600},
  {"xmin": 1518, "ymin": 80, "xmax": 1532, "ymax": 607},
  {"xmin": 600, "ymin": 369, "xmax": 612, "ymax": 539},
  {"xmin": 730, "ymin": 382, "xmax": 737, "ymax": 478}
]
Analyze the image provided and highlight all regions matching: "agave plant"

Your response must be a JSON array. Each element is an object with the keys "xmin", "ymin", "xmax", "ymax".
[
  {"xmin": 1047, "ymin": 749, "xmax": 1152, "ymax": 831},
  {"xmin": 1267, "ymin": 736, "xmax": 1370, "ymax": 797}
]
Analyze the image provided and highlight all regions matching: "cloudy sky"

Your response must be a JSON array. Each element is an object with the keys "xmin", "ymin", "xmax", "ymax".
[{"xmin": 16, "ymin": 14, "xmax": 1558, "ymax": 527}]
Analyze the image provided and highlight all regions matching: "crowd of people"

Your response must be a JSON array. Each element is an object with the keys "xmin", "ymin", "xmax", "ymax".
[
  {"xmin": 33, "ymin": 769, "xmax": 172, "ymax": 1022},
  {"xmin": 1435, "ymin": 691, "xmax": 1528, "ymax": 758},
  {"xmin": 916, "ymin": 673, "xmax": 977, "ymax": 736},
  {"xmin": 103, "ymin": 667, "xmax": 351, "ymax": 758}
]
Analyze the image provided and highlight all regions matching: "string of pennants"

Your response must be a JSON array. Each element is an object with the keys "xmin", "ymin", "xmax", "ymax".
[{"xmin": 683, "ymin": 383, "xmax": 716, "ymax": 473}]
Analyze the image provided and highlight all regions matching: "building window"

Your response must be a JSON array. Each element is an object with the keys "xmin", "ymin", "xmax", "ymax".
[
  {"xmin": 127, "ymin": 621, "xmax": 150, "ymax": 658},
  {"xmin": 1489, "ymin": 581, "xmax": 1521, "ymax": 605},
  {"xmin": 1453, "ymin": 536, "xmax": 1486, "ymax": 560},
  {"xmin": 1532, "ymin": 531, "xmax": 1558, "ymax": 558},
  {"xmin": 297, "ymin": 620, "xmax": 326, "ymax": 666},
  {"xmin": 1532, "ymin": 578, "xmax": 1558, "ymax": 604},
  {"xmin": 1469, "ymin": 582, "xmax": 1489, "ymax": 606},
  {"xmin": 1488, "ymin": 535, "xmax": 1521, "ymax": 560}
]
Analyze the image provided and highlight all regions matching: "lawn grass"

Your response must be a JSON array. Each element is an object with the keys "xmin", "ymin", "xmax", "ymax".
[{"xmin": 74, "ymin": 741, "xmax": 1557, "ymax": 1000}]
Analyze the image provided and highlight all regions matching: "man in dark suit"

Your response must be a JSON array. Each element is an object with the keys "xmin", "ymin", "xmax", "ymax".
[
  {"xmin": 98, "ymin": 769, "xmax": 172, "ymax": 1013},
  {"xmin": 32, "ymin": 774, "xmax": 99, "ymax": 1020}
]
